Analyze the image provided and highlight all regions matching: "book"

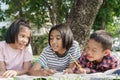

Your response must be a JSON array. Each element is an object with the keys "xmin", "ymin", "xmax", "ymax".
[
  {"xmin": 104, "ymin": 68, "xmax": 120, "ymax": 75},
  {"xmin": 32, "ymin": 68, "xmax": 120, "ymax": 80},
  {"xmin": 3, "ymin": 68, "xmax": 119, "ymax": 80}
]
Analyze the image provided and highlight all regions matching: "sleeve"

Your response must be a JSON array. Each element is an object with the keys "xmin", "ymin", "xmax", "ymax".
[
  {"xmin": 99, "ymin": 55, "xmax": 119, "ymax": 73},
  {"xmin": 23, "ymin": 45, "xmax": 33, "ymax": 62},
  {"xmin": 69, "ymin": 41, "xmax": 81, "ymax": 63},
  {"xmin": 108, "ymin": 56, "xmax": 118, "ymax": 69},
  {"xmin": 36, "ymin": 47, "xmax": 48, "ymax": 68},
  {"xmin": 0, "ymin": 46, "xmax": 4, "ymax": 61},
  {"xmin": 89, "ymin": 69, "xmax": 97, "ymax": 73},
  {"xmin": 111, "ymin": 52, "xmax": 120, "ymax": 67}
]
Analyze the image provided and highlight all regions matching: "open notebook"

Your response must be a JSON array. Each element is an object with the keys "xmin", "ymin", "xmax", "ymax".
[
  {"xmin": 2, "ymin": 68, "xmax": 119, "ymax": 80},
  {"xmin": 32, "ymin": 69, "xmax": 120, "ymax": 80},
  {"xmin": 103, "ymin": 68, "xmax": 120, "ymax": 75}
]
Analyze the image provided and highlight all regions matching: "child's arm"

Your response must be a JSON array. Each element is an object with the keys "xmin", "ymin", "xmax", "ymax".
[
  {"xmin": 0, "ymin": 62, "xmax": 17, "ymax": 78},
  {"xmin": 0, "ymin": 61, "xmax": 6, "ymax": 76},
  {"xmin": 1, "ymin": 61, "xmax": 31, "ymax": 78},
  {"xmin": 28, "ymin": 62, "xmax": 42, "ymax": 76},
  {"xmin": 75, "ymin": 67, "xmax": 94, "ymax": 74},
  {"xmin": 63, "ymin": 53, "xmax": 82, "ymax": 74},
  {"xmin": 16, "ymin": 61, "xmax": 31, "ymax": 75},
  {"xmin": 63, "ymin": 62, "xmax": 76, "ymax": 73},
  {"xmin": 63, "ymin": 63, "xmax": 91, "ymax": 74},
  {"xmin": 73, "ymin": 52, "xmax": 96, "ymax": 74},
  {"xmin": 28, "ymin": 62, "xmax": 57, "ymax": 76}
]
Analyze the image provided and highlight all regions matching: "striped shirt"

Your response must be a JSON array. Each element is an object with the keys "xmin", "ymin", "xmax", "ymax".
[{"xmin": 37, "ymin": 40, "xmax": 81, "ymax": 72}]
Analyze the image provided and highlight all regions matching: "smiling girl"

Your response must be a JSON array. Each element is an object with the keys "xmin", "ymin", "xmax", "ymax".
[
  {"xmin": 29, "ymin": 23, "xmax": 81, "ymax": 76},
  {"xmin": 0, "ymin": 19, "xmax": 33, "ymax": 78}
]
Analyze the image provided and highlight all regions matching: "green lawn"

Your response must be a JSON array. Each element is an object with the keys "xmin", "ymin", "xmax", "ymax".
[{"xmin": 32, "ymin": 55, "xmax": 39, "ymax": 64}]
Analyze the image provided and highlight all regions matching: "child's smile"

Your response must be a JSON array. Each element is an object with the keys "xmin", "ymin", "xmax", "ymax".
[
  {"xmin": 50, "ymin": 30, "xmax": 66, "ymax": 55},
  {"xmin": 86, "ymin": 55, "xmax": 94, "ymax": 59},
  {"xmin": 10, "ymin": 26, "xmax": 31, "ymax": 50},
  {"xmin": 85, "ymin": 39, "xmax": 106, "ymax": 62}
]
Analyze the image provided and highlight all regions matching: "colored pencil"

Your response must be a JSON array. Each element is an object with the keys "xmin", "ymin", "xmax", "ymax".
[{"xmin": 69, "ymin": 54, "xmax": 82, "ymax": 70}]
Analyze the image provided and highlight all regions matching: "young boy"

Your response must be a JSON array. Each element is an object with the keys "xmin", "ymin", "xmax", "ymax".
[{"xmin": 69, "ymin": 30, "xmax": 119, "ymax": 74}]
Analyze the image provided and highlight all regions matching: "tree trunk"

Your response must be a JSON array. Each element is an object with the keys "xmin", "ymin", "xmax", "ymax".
[
  {"xmin": 101, "ymin": 17, "xmax": 106, "ymax": 29},
  {"xmin": 66, "ymin": 0, "xmax": 103, "ymax": 51},
  {"xmin": 45, "ymin": 0, "xmax": 57, "ymax": 26}
]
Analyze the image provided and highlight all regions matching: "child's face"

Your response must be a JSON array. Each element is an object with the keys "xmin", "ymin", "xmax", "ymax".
[
  {"xmin": 85, "ymin": 39, "xmax": 107, "ymax": 62},
  {"xmin": 13, "ymin": 26, "xmax": 31, "ymax": 49},
  {"xmin": 50, "ymin": 30, "xmax": 66, "ymax": 54}
]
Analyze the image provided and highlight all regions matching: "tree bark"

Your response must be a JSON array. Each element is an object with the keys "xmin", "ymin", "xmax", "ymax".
[
  {"xmin": 66, "ymin": 0, "xmax": 103, "ymax": 50},
  {"xmin": 45, "ymin": 0, "xmax": 57, "ymax": 26}
]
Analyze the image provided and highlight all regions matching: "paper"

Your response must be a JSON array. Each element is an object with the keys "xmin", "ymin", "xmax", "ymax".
[{"xmin": 1, "ymin": 69, "xmax": 120, "ymax": 80}]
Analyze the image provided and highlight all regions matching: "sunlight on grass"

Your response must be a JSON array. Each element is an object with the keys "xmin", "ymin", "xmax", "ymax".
[{"xmin": 32, "ymin": 55, "xmax": 39, "ymax": 64}]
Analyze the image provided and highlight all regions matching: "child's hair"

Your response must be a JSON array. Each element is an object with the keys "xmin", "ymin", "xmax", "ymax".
[
  {"xmin": 48, "ymin": 23, "xmax": 74, "ymax": 50},
  {"xmin": 90, "ymin": 30, "xmax": 112, "ymax": 50},
  {"xmin": 5, "ymin": 18, "xmax": 31, "ymax": 46}
]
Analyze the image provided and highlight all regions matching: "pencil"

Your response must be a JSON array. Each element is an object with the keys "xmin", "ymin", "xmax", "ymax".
[{"xmin": 69, "ymin": 54, "xmax": 82, "ymax": 70}]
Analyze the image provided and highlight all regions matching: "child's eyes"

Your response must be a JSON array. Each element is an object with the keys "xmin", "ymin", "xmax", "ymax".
[
  {"xmin": 19, "ymin": 35, "xmax": 30, "ymax": 39},
  {"xmin": 86, "ymin": 47, "xmax": 97, "ymax": 52},
  {"xmin": 19, "ymin": 35, "xmax": 25, "ymax": 38},
  {"xmin": 92, "ymin": 49, "xmax": 97, "ymax": 52},
  {"xmin": 50, "ymin": 37, "xmax": 54, "ymax": 40},
  {"xmin": 86, "ymin": 46, "xmax": 89, "ymax": 50},
  {"xmin": 56, "ymin": 38, "xmax": 61, "ymax": 40},
  {"xmin": 50, "ymin": 37, "xmax": 61, "ymax": 40}
]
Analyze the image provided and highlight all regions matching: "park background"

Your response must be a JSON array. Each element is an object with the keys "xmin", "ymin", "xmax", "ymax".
[{"xmin": 0, "ymin": 0, "xmax": 120, "ymax": 56}]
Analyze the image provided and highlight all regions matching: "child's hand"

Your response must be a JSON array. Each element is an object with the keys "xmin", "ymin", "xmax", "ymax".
[
  {"xmin": 41, "ymin": 69, "xmax": 57, "ymax": 76},
  {"xmin": 2, "ymin": 70, "xmax": 17, "ymax": 78},
  {"xmin": 75, "ymin": 68, "xmax": 86, "ymax": 74},
  {"xmin": 63, "ymin": 68, "xmax": 74, "ymax": 74}
]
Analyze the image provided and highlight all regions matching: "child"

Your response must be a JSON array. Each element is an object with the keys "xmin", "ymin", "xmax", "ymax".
[
  {"xmin": 0, "ymin": 19, "xmax": 33, "ymax": 78},
  {"xmin": 29, "ymin": 23, "xmax": 81, "ymax": 76},
  {"xmin": 70, "ymin": 30, "xmax": 119, "ymax": 74}
]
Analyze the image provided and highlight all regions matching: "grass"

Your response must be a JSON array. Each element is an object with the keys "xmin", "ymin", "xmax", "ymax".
[
  {"xmin": 33, "ymin": 55, "xmax": 39, "ymax": 60},
  {"xmin": 32, "ymin": 55, "xmax": 39, "ymax": 64}
]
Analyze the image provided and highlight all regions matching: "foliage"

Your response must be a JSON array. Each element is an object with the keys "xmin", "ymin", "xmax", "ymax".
[
  {"xmin": 32, "ymin": 34, "xmax": 48, "ymax": 55},
  {"xmin": 0, "ymin": 0, "xmax": 74, "ymax": 54},
  {"xmin": 0, "ymin": 0, "xmax": 120, "ymax": 53},
  {"xmin": 0, "ymin": 27, "xmax": 7, "ymax": 41},
  {"xmin": 0, "ymin": 0, "xmax": 120, "ymax": 35},
  {"xmin": 0, "ymin": 0, "xmax": 73, "ymax": 27},
  {"xmin": 33, "ymin": 75, "xmax": 86, "ymax": 80},
  {"xmin": 106, "ymin": 21, "xmax": 119, "ymax": 37},
  {"xmin": 93, "ymin": 0, "xmax": 120, "ymax": 37}
]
